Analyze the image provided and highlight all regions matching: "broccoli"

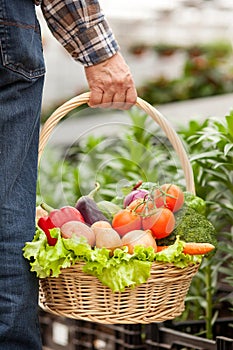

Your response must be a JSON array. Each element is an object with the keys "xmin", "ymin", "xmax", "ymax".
[
  {"xmin": 184, "ymin": 191, "xmax": 206, "ymax": 215},
  {"xmin": 157, "ymin": 206, "xmax": 217, "ymax": 250}
]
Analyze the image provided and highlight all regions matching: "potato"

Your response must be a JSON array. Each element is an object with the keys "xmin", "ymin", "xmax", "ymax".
[
  {"xmin": 61, "ymin": 221, "xmax": 95, "ymax": 246},
  {"xmin": 121, "ymin": 229, "xmax": 157, "ymax": 254}
]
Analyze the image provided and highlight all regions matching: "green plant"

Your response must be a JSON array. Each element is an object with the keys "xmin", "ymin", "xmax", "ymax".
[
  {"xmin": 62, "ymin": 108, "xmax": 183, "ymax": 201},
  {"xmin": 138, "ymin": 40, "xmax": 233, "ymax": 105},
  {"xmin": 180, "ymin": 112, "xmax": 233, "ymax": 228},
  {"xmin": 217, "ymin": 228, "xmax": 233, "ymax": 311},
  {"xmin": 37, "ymin": 148, "xmax": 82, "ymax": 208},
  {"xmin": 177, "ymin": 112, "xmax": 233, "ymax": 338}
]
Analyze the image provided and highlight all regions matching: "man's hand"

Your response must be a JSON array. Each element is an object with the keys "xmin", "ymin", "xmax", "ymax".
[{"xmin": 84, "ymin": 52, "xmax": 137, "ymax": 110}]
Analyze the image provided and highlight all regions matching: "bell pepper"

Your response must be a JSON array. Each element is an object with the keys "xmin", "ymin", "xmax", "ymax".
[
  {"xmin": 37, "ymin": 216, "xmax": 57, "ymax": 246},
  {"xmin": 38, "ymin": 203, "xmax": 85, "ymax": 246}
]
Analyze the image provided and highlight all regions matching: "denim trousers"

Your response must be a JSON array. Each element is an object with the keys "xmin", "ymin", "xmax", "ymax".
[{"xmin": 0, "ymin": 0, "xmax": 45, "ymax": 349}]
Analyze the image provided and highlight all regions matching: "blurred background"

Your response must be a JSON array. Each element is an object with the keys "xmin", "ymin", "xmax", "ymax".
[{"xmin": 37, "ymin": 0, "xmax": 233, "ymax": 119}]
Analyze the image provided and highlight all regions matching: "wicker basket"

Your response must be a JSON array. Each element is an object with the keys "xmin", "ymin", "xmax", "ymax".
[{"xmin": 38, "ymin": 92, "xmax": 199, "ymax": 324}]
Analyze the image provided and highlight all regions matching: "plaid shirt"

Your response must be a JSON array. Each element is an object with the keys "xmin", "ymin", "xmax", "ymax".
[{"xmin": 35, "ymin": 0, "xmax": 119, "ymax": 66}]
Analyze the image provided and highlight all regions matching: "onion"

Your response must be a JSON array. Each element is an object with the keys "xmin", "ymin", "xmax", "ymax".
[
  {"xmin": 61, "ymin": 221, "xmax": 96, "ymax": 246},
  {"xmin": 94, "ymin": 227, "xmax": 122, "ymax": 250},
  {"xmin": 123, "ymin": 189, "xmax": 149, "ymax": 208},
  {"xmin": 121, "ymin": 229, "xmax": 157, "ymax": 254}
]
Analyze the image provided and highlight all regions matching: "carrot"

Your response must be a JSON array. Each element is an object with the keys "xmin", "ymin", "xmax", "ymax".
[
  {"xmin": 156, "ymin": 245, "xmax": 169, "ymax": 252},
  {"xmin": 182, "ymin": 242, "xmax": 215, "ymax": 255},
  {"xmin": 156, "ymin": 242, "xmax": 215, "ymax": 255}
]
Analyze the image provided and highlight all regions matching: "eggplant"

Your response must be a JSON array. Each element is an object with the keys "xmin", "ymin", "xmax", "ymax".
[{"xmin": 75, "ymin": 183, "xmax": 109, "ymax": 225}]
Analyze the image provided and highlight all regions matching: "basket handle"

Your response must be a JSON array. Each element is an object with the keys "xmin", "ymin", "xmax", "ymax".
[{"xmin": 38, "ymin": 92, "xmax": 195, "ymax": 194}]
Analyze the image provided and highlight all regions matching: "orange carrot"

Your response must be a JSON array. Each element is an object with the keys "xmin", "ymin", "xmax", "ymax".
[
  {"xmin": 156, "ymin": 242, "xmax": 215, "ymax": 255},
  {"xmin": 182, "ymin": 242, "xmax": 215, "ymax": 255},
  {"xmin": 156, "ymin": 245, "xmax": 169, "ymax": 252}
]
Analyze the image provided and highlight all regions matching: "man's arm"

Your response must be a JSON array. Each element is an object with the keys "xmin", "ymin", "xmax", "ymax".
[
  {"xmin": 40, "ymin": 0, "xmax": 137, "ymax": 109},
  {"xmin": 41, "ymin": 0, "xmax": 119, "ymax": 66}
]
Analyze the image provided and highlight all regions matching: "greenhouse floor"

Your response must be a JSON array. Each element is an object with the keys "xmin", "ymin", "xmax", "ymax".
[{"xmin": 45, "ymin": 93, "xmax": 233, "ymax": 148}]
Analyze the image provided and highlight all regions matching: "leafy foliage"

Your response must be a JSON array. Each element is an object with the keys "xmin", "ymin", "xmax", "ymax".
[
  {"xmin": 137, "ymin": 41, "xmax": 233, "ymax": 105},
  {"xmin": 179, "ymin": 111, "xmax": 233, "ymax": 230},
  {"xmin": 177, "ymin": 111, "xmax": 233, "ymax": 338},
  {"xmin": 217, "ymin": 228, "xmax": 233, "ymax": 311},
  {"xmin": 37, "ymin": 108, "xmax": 184, "ymax": 207}
]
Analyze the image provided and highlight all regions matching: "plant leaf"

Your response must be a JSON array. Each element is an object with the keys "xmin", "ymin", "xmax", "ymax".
[{"xmin": 226, "ymin": 114, "xmax": 233, "ymax": 137}]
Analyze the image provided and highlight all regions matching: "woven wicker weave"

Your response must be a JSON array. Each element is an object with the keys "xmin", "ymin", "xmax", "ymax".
[
  {"xmin": 38, "ymin": 93, "xmax": 199, "ymax": 324},
  {"xmin": 39, "ymin": 262, "xmax": 199, "ymax": 324}
]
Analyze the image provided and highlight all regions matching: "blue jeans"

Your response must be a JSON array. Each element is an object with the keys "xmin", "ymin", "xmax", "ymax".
[{"xmin": 0, "ymin": 1, "xmax": 45, "ymax": 349}]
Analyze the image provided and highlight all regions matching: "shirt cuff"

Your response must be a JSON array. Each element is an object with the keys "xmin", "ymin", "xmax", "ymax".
[{"xmin": 63, "ymin": 19, "xmax": 120, "ymax": 66}]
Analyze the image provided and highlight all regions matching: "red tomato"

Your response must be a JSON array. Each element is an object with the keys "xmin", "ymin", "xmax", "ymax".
[
  {"xmin": 154, "ymin": 184, "xmax": 184, "ymax": 212},
  {"xmin": 112, "ymin": 209, "xmax": 141, "ymax": 236},
  {"xmin": 142, "ymin": 207, "xmax": 175, "ymax": 239},
  {"xmin": 128, "ymin": 198, "xmax": 154, "ymax": 215}
]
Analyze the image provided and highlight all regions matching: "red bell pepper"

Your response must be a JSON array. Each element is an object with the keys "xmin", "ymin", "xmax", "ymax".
[
  {"xmin": 38, "ymin": 204, "xmax": 85, "ymax": 245},
  {"xmin": 37, "ymin": 216, "xmax": 57, "ymax": 246},
  {"xmin": 46, "ymin": 205, "xmax": 85, "ymax": 227}
]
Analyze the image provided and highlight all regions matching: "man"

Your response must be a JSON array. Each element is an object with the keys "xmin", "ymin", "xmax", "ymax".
[
  {"xmin": 40, "ymin": 0, "xmax": 137, "ymax": 109},
  {"xmin": 0, "ymin": 0, "xmax": 137, "ymax": 349}
]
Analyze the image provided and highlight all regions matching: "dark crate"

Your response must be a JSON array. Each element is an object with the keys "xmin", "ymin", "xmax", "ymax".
[
  {"xmin": 165, "ymin": 317, "xmax": 233, "ymax": 339},
  {"xmin": 145, "ymin": 324, "xmax": 233, "ymax": 350},
  {"xmin": 39, "ymin": 310, "xmax": 233, "ymax": 350},
  {"xmin": 39, "ymin": 310, "xmax": 77, "ymax": 350},
  {"xmin": 73, "ymin": 322, "xmax": 145, "ymax": 350},
  {"xmin": 39, "ymin": 309, "xmax": 145, "ymax": 350}
]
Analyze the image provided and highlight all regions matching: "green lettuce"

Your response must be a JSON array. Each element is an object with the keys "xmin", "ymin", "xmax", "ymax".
[
  {"xmin": 23, "ymin": 229, "xmax": 201, "ymax": 292},
  {"xmin": 23, "ymin": 228, "xmax": 91, "ymax": 278},
  {"xmin": 155, "ymin": 236, "xmax": 202, "ymax": 267},
  {"xmin": 83, "ymin": 247, "xmax": 153, "ymax": 292}
]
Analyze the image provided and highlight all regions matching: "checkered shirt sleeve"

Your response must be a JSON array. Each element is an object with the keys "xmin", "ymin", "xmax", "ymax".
[{"xmin": 39, "ymin": 0, "xmax": 119, "ymax": 66}]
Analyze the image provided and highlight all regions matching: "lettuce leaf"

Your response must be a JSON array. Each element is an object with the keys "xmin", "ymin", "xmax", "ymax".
[
  {"xmin": 85, "ymin": 260, "xmax": 151, "ymax": 292},
  {"xmin": 23, "ymin": 229, "xmax": 200, "ymax": 292},
  {"xmin": 83, "ymin": 247, "xmax": 152, "ymax": 292},
  {"xmin": 23, "ymin": 228, "xmax": 91, "ymax": 278},
  {"xmin": 155, "ymin": 236, "xmax": 202, "ymax": 267}
]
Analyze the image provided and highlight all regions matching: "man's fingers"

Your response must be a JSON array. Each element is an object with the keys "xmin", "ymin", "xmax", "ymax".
[
  {"xmin": 101, "ymin": 91, "xmax": 115, "ymax": 108},
  {"xmin": 124, "ymin": 87, "xmax": 137, "ymax": 109},
  {"xmin": 88, "ymin": 91, "xmax": 115, "ymax": 109},
  {"xmin": 89, "ymin": 88, "xmax": 137, "ymax": 110},
  {"xmin": 88, "ymin": 90, "xmax": 103, "ymax": 108},
  {"xmin": 112, "ymin": 87, "xmax": 137, "ymax": 110},
  {"xmin": 112, "ymin": 92, "xmax": 126, "ymax": 109},
  {"xmin": 89, "ymin": 90, "xmax": 124, "ymax": 109}
]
